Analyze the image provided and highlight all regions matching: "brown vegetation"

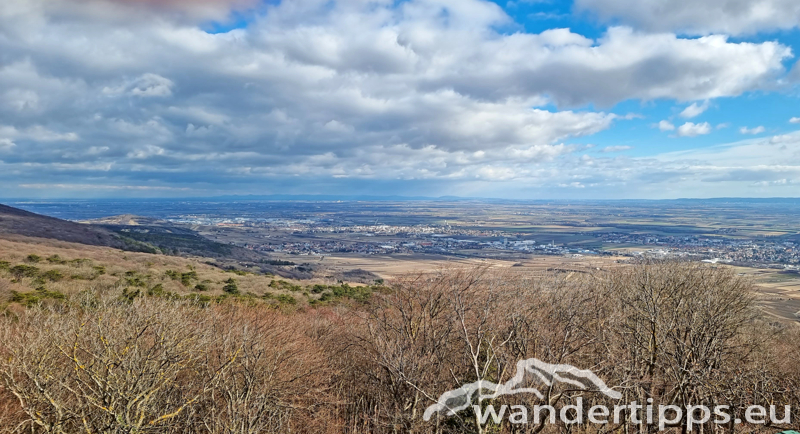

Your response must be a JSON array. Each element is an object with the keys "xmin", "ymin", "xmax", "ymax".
[
  {"xmin": 0, "ymin": 236, "xmax": 381, "ymax": 309},
  {"xmin": 0, "ymin": 259, "xmax": 797, "ymax": 433}
]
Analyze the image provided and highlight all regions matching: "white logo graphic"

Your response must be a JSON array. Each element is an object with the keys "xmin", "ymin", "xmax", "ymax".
[{"xmin": 423, "ymin": 358, "xmax": 621, "ymax": 421}]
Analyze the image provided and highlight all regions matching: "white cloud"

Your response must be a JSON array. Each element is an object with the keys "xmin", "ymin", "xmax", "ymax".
[
  {"xmin": 679, "ymin": 100, "xmax": 710, "ymax": 118},
  {"xmin": 658, "ymin": 120, "xmax": 675, "ymax": 131},
  {"xmin": 600, "ymin": 145, "xmax": 632, "ymax": 153},
  {"xmin": 0, "ymin": 125, "xmax": 79, "ymax": 142},
  {"xmin": 677, "ymin": 122, "xmax": 711, "ymax": 137},
  {"xmin": 739, "ymin": 126, "xmax": 765, "ymax": 135},
  {"xmin": 575, "ymin": 0, "xmax": 800, "ymax": 36},
  {"xmin": 790, "ymin": 117, "xmax": 800, "ymax": 124},
  {"xmin": 0, "ymin": 0, "xmax": 795, "ymax": 196}
]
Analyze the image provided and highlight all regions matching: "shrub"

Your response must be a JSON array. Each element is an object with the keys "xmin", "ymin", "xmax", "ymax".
[
  {"xmin": 147, "ymin": 284, "xmax": 165, "ymax": 297},
  {"xmin": 24, "ymin": 254, "xmax": 41, "ymax": 263},
  {"xmin": 0, "ymin": 294, "xmax": 333, "ymax": 433},
  {"xmin": 317, "ymin": 283, "xmax": 373, "ymax": 303},
  {"xmin": 124, "ymin": 271, "xmax": 148, "ymax": 288},
  {"xmin": 46, "ymin": 255, "xmax": 67, "ymax": 264},
  {"xmin": 9, "ymin": 265, "xmax": 39, "ymax": 280},
  {"xmin": 42, "ymin": 269, "xmax": 64, "ymax": 282},
  {"xmin": 122, "ymin": 288, "xmax": 141, "ymax": 302},
  {"xmin": 268, "ymin": 280, "xmax": 303, "ymax": 292},
  {"xmin": 10, "ymin": 288, "xmax": 66, "ymax": 307},
  {"xmin": 263, "ymin": 259, "xmax": 295, "ymax": 266},
  {"xmin": 275, "ymin": 294, "xmax": 297, "ymax": 305},
  {"xmin": 180, "ymin": 271, "xmax": 198, "ymax": 286},
  {"xmin": 222, "ymin": 278, "xmax": 239, "ymax": 295},
  {"xmin": 185, "ymin": 293, "xmax": 213, "ymax": 306}
]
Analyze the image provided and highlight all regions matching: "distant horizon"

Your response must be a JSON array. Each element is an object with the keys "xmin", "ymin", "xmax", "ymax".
[{"xmin": 4, "ymin": 195, "xmax": 800, "ymax": 203}]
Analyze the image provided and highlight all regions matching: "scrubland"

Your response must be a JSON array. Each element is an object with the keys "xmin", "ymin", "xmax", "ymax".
[
  {"xmin": 0, "ymin": 236, "xmax": 377, "ymax": 311},
  {"xmin": 0, "ymin": 238, "xmax": 797, "ymax": 433}
]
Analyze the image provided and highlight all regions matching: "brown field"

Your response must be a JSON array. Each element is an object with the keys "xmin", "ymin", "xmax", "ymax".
[{"xmin": 279, "ymin": 251, "xmax": 629, "ymax": 279}]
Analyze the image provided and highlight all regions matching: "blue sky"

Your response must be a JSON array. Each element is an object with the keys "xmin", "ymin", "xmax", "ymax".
[{"xmin": 1, "ymin": 0, "xmax": 800, "ymax": 199}]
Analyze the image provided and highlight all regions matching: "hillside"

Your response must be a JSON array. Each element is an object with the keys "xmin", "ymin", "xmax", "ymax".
[
  {"xmin": 0, "ymin": 204, "xmax": 154, "ymax": 251},
  {"xmin": 0, "ymin": 236, "xmax": 379, "ymax": 310},
  {"xmin": 0, "ymin": 204, "xmax": 272, "ymax": 265}
]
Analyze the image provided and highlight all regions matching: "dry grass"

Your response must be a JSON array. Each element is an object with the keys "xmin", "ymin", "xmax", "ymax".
[
  {"xmin": 0, "ymin": 257, "xmax": 797, "ymax": 433},
  {"xmin": 0, "ymin": 235, "xmax": 377, "ymax": 309}
]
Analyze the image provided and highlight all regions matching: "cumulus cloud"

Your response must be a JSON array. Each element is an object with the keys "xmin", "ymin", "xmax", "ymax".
[
  {"xmin": 0, "ymin": 0, "xmax": 795, "ymax": 197},
  {"xmin": 575, "ymin": 0, "xmax": 800, "ymax": 35},
  {"xmin": 791, "ymin": 117, "xmax": 800, "ymax": 124},
  {"xmin": 739, "ymin": 126, "xmax": 766, "ymax": 135},
  {"xmin": 677, "ymin": 122, "xmax": 712, "ymax": 137},
  {"xmin": 658, "ymin": 120, "xmax": 675, "ymax": 131},
  {"xmin": 679, "ymin": 100, "xmax": 710, "ymax": 118}
]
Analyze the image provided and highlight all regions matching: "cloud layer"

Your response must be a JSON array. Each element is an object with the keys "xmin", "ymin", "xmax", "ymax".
[
  {"xmin": 0, "ymin": 0, "xmax": 797, "ymax": 197},
  {"xmin": 576, "ymin": 0, "xmax": 800, "ymax": 35}
]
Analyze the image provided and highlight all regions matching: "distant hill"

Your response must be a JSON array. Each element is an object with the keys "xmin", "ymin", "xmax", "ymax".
[
  {"xmin": 80, "ymin": 214, "xmax": 171, "ymax": 226},
  {"xmin": 0, "ymin": 203, "xmax": 153, "ymax": 251},
  {"xmin": 92, "ymin": 219, "xmax": 268, "ymax": 263}
]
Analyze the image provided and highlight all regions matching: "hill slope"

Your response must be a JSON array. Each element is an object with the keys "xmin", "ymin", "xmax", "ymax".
[{"xmin": 0, "ymin": 204, "xmax": 152, "ymax": 251}]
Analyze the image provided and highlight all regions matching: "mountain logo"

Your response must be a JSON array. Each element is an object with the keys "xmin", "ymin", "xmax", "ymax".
[{"xmin": 423, "ymin": 358, "xmax": 621, "ymax": 421}]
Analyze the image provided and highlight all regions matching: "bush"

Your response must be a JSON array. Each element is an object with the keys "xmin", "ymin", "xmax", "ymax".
[
  {"xmin": 268, "ymin": 280, "xmax": 303, "ymax": 292},
  {"xmin": 194, "ymin": 281, "xmax": 211, "ymax": 292},
  {"xmin": 24, "ymin": 254, "xmax": 41, "ymax": 263},
  {"xmin": 123, "ymin": 271, "xmax": 148, "ymax": 288},
  {"xmin": 263, "ymin": 259, "xmax": 295, "ymax": 266},
  {"xmin": 147, "ymin": 284, "xmax": 165, "ymax": 297},
  {"xmin": 42, "ymin": 269, "xmax": 64, "ymax": 282},
  {"xmin": 10, "ymin": 288, "xmax": 66, "ymax": 307},
  {"xmin": 180, "ymin": 271, "xmax": 198, "ymax": 286},
  {"xmin": 46, "ymin": 255, "xmax": 67, "ymax": 264},
  {"xmin": 222, "ymin": 278, "xmax": 239, "ymax": 295},
  {"xmin": 317, "ymin": 283, "xmax": 373, "ymax": 303},
  {"xmin": 9, "ymin": 265, "xmax": 39, "ymax": 280},
  {"xmin": 273, "ymin": 294, "xmax": 297, "ymax": 305},
  {"xmin": 121, "ymin": 288, "xmax": 141, "ymax": 302},
  {"xmin": 0, "ymin": 294, "xmax": 332, "ymax": 433}
]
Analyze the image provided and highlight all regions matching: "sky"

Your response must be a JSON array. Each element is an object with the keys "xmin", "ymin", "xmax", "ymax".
[{"xmin": 1, "ymin": 0, "xmax": 800, "ymax": 199}]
